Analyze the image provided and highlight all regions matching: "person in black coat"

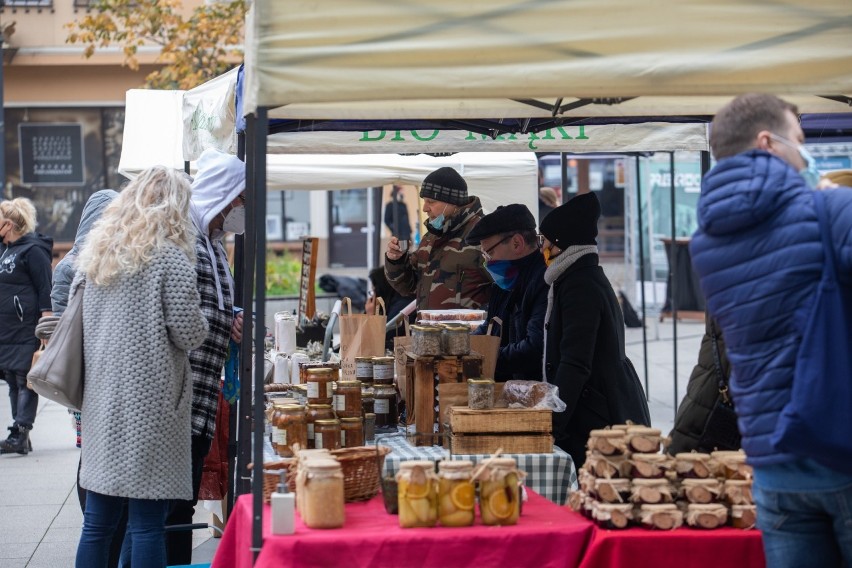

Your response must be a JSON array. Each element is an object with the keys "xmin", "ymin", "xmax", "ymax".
[
  {"xmin": 467, "ymin": 204, "xmax": 547, "ymax": 381},
  {"xmin": 540, "ymin": 192, "xmax": 650, "ymax": 468},
  {"xmin": 383, "ymin": 186, "xmax": 412, "ymax": 242},
  {"xmin": 0, "ymin": 198, "xmax": 53, "ymax": 456}
]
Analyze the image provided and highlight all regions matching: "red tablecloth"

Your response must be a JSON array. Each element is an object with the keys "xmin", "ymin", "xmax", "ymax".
[
  {"xmin": 577, "ymin": 515, "xmax": 766, "ymax": 568},
  {"xmin": 213, "ymin": 491, "xmax": 593, "ymax": 568}
]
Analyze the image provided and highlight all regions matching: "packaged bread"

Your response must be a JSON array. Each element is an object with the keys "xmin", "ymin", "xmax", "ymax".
[{"xmin": 417, "ymin": 309, "xmax": 486, "ymax": 322}]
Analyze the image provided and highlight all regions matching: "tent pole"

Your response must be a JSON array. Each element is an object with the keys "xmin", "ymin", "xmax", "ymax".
[
  {"xmin": 251, "ymin": 107, "xmax": 269, "ymax": 564},
  {"xmin": 634, "ymin": 155, "xmax": 649, "ymax": 400},
  {"xmin": 560, "ymin": 152, "xmax": 568, "ymax": 202},
  {"xmin": 669, "ymin": 152, "xmax": 679, "ymax": 416}
]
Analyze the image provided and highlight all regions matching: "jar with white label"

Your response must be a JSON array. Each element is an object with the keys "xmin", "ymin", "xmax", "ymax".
[
  {"xmin": 306, "ymin": 367, "xmax": 336, "ymax": 405},
  {"xmin": 314, "ymin": 419, "xmax": 341, "ymax": 451},
  {"xmin": 372, "ymin": 356, "xmax": 395, "ymax": 385},
  {"xmin": 373, "ymin": 384, "xmax": 398, "ymax": 430},
  {"xmin": 305, "ymin": 404, "xmax": 335, "ymax": 449},
  {"xmin": 333, "ymin": 380, "xmax": 362, "ymax": 419},
  {"xmin": 355, "ymin": 356, "xmax": 374, "ymax": 382}
]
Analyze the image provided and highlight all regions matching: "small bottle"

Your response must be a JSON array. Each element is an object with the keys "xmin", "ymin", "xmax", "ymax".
[{"xmin": 270, "ymin": 471, "xmax": 295, "ymax": 536}]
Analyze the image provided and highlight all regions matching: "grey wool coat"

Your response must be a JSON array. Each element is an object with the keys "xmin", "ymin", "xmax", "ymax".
[{"xmin": 78, "ymin": 244, "xmax": 208, "ymax": 501}]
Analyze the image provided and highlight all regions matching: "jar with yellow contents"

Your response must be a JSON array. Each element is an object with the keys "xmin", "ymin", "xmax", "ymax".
[
  {"xmin": 396, "ymin": 460, "xmax": 438, "ymax": 528},
  {"xmin": 475, "ymin": 458, "xmax": 522, "ymax": 526},
  {"xmin": 437, "ymin": 460, "xmax": 475, "ymax": 527}
]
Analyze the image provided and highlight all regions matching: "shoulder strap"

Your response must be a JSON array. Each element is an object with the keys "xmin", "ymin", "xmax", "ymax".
[
  {"xmin": 812, "ymin": 191, "xmax": 837, "ymax": 282},
  {"xmin": 708, "ymin": 318, "xmax": 730, "ymax": 404}
]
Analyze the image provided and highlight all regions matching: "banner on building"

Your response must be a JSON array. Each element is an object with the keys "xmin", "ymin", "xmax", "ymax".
[{"xmin": 18, "ymin": 123, "xmax": 85, "ymax": 186}]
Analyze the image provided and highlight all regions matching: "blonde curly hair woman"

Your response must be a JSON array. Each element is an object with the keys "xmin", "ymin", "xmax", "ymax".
[
  {"xmin": 74, "ymin": 166, "xmax": 208, "ymax": 568},
  {"xmin": 0, "ymin": 197, "xmax": 53, "ymax": 456}
]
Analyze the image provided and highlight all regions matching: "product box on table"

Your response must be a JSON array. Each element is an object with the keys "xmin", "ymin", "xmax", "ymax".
[{"xmin": 447, "ymin": 405, "xmax": 553, "ymax": 454}]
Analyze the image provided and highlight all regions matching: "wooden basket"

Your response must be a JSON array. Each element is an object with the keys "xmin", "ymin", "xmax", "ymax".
[
  {"xmin": 330, "ymin": 446, "xmax": 392, "ymax": 502},
  {"xmin": 257, "ymin": 459, "xmax": 295, "ymax": 503}
]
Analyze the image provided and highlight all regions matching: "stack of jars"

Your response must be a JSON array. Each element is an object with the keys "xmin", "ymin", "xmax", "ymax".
[
  {"xmin": 396, "ymin": 457, "xmax": 522, "ymax": 528},
  {"xmin": 569, "ymin": 425, "xmax": 755, "ymax": 530}
]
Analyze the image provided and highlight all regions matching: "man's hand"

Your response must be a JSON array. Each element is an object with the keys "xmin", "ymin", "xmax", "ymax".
[
  {"xmin": 817, "ymin": 177, "xmax": 839, "ymax": 190},
  {"xmin": 365, "ymin": 291, "xmax": 376, "ymax": 315},
  {"xmin": 231, "ymin": 311, "xmax": 244, "ymax": 343},
  {"xmin": 386, "ymin": 236, "xmax": 405, "ymax": 261}
]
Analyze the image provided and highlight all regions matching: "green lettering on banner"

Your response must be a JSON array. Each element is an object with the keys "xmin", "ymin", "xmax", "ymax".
[
  {"xmin": 410, "ymin": 130, "xmax": 439, "ymax": 141},
  {"xmin": 576, "ymin": 125, "xmax": 589, "ymax": 140},
  {"xmin": 390, "ymin": 131, "xmax": 405, "ymax": 141},
  {"xmin": 190, "ymin": 107, "xmax": 216, "ymax": 132},
  {"xmin": 359, "ymin": 131, "xmax": 386, "ymax": 142},
  {"xmin": 527, "ymin": 132, "xmax": 540, "ymax": 151}
]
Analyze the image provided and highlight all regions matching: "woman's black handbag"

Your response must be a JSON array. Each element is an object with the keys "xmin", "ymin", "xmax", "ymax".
[{"xmin": 696, "ymin": 325, "xmax": 741, "ymax": 452}]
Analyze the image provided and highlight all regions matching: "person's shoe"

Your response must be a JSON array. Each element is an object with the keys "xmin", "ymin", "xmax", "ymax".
[{"xmin": 0, "ymin": 425, "xmax": 30, "ymax": 455}]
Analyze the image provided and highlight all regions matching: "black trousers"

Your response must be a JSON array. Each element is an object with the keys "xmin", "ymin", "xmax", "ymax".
[{"xmin": 165, "ymin": 434, "xmax": 212, "ymax": 565}]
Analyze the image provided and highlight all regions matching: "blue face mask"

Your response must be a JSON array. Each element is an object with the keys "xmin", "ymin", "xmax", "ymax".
[
  {"xmin": 771, "ymin": 133, "xmax": 820, "ymax": 189},
  {"xmin": 428, "ymin": 204, "xmax": 448, "ymax": 231},
  {"xmin": 484, "ymin": 259, "xmax": 520, "ymax": 290}
]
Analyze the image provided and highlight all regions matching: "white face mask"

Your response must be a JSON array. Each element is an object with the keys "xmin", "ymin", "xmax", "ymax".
[{"xmin": 222, "ymin": 205, "xmax": 245, "ymax": 235}]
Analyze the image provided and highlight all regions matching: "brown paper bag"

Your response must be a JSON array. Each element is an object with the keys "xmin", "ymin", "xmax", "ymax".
[
  {"xmin": 339, "ymin": 297, "xmax": 387, "ymax": 381},
  {"xmin": 469, "ymin": 317, "xmax": 502, "ymax": 379},
  {"xmin": 393, "ymin": 318, "xmax": 411, "ymax": 393}
]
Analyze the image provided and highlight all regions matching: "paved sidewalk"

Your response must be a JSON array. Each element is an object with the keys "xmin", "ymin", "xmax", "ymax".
[{"xmin": 0, "ymin": 317, "xmax": 704, "ymax": 567}]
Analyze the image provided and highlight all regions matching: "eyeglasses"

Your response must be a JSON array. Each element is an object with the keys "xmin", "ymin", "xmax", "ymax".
[{"xmin": 481, "ymin": 234, "xmax": 515, "ymax": 261}]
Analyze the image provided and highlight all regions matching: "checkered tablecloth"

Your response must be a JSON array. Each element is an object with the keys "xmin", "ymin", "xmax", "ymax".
[{"xmin": 371, "ymin": 433, "xmax": 577, "ymax": 505}]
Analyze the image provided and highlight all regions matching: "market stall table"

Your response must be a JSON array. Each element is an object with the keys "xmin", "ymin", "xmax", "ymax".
[
  {"xmin": 374, "ymin": 433, "xmax": 577, "ymax": 504},
  {"xmin": 576, "ymin": 514, "xmax": 766, "ymax": 568},
  {"xmin": 212, "ymin": 490, "xmax": 593, "ymax": 568}
]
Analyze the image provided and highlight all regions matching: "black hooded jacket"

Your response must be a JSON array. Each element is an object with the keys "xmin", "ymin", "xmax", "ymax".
[{"xmin": 0, "ymin": 233, "xmax": 53, "ymax": 371}]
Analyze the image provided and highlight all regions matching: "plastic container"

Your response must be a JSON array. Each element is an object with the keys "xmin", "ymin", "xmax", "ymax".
[
  {"xmin": 397, "ymin": 460, "xmax": 438, "ymax": 528},
  {"xmin": 437, "ymin": 460, "xmax": 475, "ymax": 527}
]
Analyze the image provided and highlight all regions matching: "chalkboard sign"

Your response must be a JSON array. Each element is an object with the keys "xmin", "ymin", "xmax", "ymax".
[
  {"xmin": 298, "ymin": 237, "xmax": 319, "ymax": 324},
  {"xmin": 18, "ymin": 123, "xmax": 85, "ymax": 185}
]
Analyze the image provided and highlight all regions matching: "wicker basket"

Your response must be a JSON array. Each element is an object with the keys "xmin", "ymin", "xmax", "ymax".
[
  {"xmin": 257, "ymin": 459, "xmax": 296, "ymax": 503},
  {"xmin": 330, "ymin": 446, "xmax": 392, "ymax": 502}
]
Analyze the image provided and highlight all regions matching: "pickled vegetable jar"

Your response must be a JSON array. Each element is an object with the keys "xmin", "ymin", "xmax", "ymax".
[
  {"xmin": 397, "ymin": 460, "xmax": 438, "ymax": 528},
  {"xmin": 437, "ymin": 460, "xmax": 475, "ymax": 527},
  {"xmin": 475, "ymin": 457, "xmax": 521, "ymax": 526}
]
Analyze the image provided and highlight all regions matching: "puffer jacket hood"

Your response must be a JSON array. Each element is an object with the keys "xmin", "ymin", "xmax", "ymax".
[
  {"xmin": 697, "ymin": 150, "xmax": 802, "ymax": 237},
  {"xmin": 69, "ymin": 190, "xmax": 119, "ymax": 256}
]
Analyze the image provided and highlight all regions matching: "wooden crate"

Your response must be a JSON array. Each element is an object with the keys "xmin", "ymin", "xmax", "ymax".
[
  {"xmin": 448, "ymin": 405, "xmax": 553, "ymax": 455},
  {"xmin": 450, "ymin": 433, "xmax": 553, "ymax": 455},
  {"xmin": 408, "ymin": 353, "xmax": 483, "ymax": 446}
]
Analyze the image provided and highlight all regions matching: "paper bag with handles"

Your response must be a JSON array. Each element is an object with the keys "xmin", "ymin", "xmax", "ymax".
[
  {"xmin": 394, "ymin": 319, "xmax": 412, "ymax": 401},
  {"xmin": 470, "ymin": 317, "xmax": 502, "ymax": 379},
  {"xmin": 339, "ymin": 296, "xmax": 387, "ymax": 381}
]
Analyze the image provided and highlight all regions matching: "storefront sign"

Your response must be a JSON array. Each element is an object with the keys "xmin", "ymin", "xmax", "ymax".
[{"xmin": 18, "ymin": 123, "xmax": 85, "ymax": 185}]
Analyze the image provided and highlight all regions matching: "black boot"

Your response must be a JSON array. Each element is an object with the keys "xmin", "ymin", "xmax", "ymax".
[{"xmin": 0, "ymin": 424, "xmax": 31, "ymax": 455}]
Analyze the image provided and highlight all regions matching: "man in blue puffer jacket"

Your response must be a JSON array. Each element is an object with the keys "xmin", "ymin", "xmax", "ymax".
[{"xmin": 691, "ymin": 93, "xmax": 852, "ymax": 567}]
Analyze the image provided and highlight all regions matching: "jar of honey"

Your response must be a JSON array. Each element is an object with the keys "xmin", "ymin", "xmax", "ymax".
[
  {"xmin": 437, "ymin": 460, "xmax": 475, "ymax": 527},
  {"xmin": 333, "ymin": 380, "xmax": 362, "ymax": 419},
  {"xmin": 397, "ymin": 460, "xmax": 438, "ymax": 528},
  {"xmin": 373, "ymin": 384, "xmax": 398, "ymax": 431},
  {"xmin": 314, "ymin": 419, "xmax": 341, "ymax": 450},
  {"xmin": 306, "ymin": 367, "xmax": 336, "ymax": 405},
  {"xmin": 340, "ymin": 417, "xmax": 364, "ymax": 448},
  {"xmin": 474, "ymin": 457, "xmax": 521, "ymax": 526},
  {"xmin": 276, "ymin": 404, "xmax": 307, "ymax": 457},
  {"xmin": 305, "ymin": 404, "xmax": 335, "ymax": 449}
]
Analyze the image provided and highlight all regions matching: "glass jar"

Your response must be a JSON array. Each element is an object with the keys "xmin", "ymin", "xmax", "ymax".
[
  {"xmin": 364, "ymin": 413, "xmax": 376, "ymax": 442},
  {"xmin": 681, "ymin": 478, "xmax": 722, "ymax": 504},
  {"xmin": 270, "ymin": 404, "xmax": 285, "ymax": 455},
  {"xmin": 639, "ymin": 504, "xmax": 683, "ymax": 530},
  {"xmin": 333, "ymin": 380, "xmax": 362, "ymax": 419},
  {"xmin": 314, "ymin": 419, "xmax": 341, "ymax": 450},
  {"xmin": 711, "ymin": 450, "xmax": 752, "ymax": 480},
  {"xmin": 373, "ymin": 384, "xmax": 398, "ymax": 430},
  {"xmin": 475, "ymin": 457, "xmax": 521, "ymax": 526},
  {"xmin": 305, "ymin": 404, "xmax": 335, "ymax": 449},
  {"xmin": 630, "ymin": 453, "xmax": 672, "ymax": 479},
  {"xmin": 686, "ymin": 503, "xmax": 728, "ymax": 529},
  {"xmin": 372, "ymin": 356, "xmax": 395, "ymax": 385},
  {"xmin": 730, "ymin": 504, "xmax": 757, "ymax": 530},
  {"xmin": 410, "ymin": 325, "xmax": 442, "ymax": 356},
  {"xmin": 592, "ymin": 503, "xmax": 633, "ymax": 529},
  {"xmin": 299, "ymin": 362, "xmax": 335, "ymax": 384},
  {"xmin": 361, "ymin": 389, "xmax": 375, "ymax": 417},
  {"xmin": 397, "ymin": 460, "xmax": 438, "ymax": 528},
  {"xmin": 355, "ymin": 356, "xmax": 374, "ymax": 382},
  {"xmin": 306, "ymin": 368, "xmax": 336, "ymax": 405},
  {"xmin": 437, "ymin": 460, "xmax": 475, "ymax": 527},
  {"xmin": 594, "ymin": 478, "xmax": 631, "ymax": 504},
  {"xmin": 441, "ymin": 324, "xmax": 471, "ymax": 356},
  {"xmin": 674, "ymin": 452, "xmax": 713, "ymax": 479},
  {"xmin": 467, "ymin": 378, "xmax": 495, "ymax": 410},
  {"xmin": 630, "ymin": 478, "xmax": 674, "ymax": 505},
  {"xmin": 276, "ymin": 404, "xmax": 307, "ymax": 457},
  {"xmin": 625, "ymin": 426, "xmax": 663, "ymax": 453},
  {"xmin": 588, "ymin": 429, "xmax": 628, "ymax": 456},
  {"xmin": 340, "ymin": 417, "xmax": 364, "ymax": 448},
  {"xmin": 297, "ymin": 458, "xmax": 345, "ymax": 529}
]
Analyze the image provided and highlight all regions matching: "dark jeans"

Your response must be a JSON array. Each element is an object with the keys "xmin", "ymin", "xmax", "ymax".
[
  {"xmin": 1, "ymin": 369, "xmax": 38, "ymax": 428},
  {"xmin": 165, "ymin": 434, "xmax": 212, "ymax": 565},
  {"xmin": 76, "ymin": 492, "xmax": 168, "ymax": 568},
  {"xmin": 78, "ymin": 457, "xmax": 127, "ymax": 568}
]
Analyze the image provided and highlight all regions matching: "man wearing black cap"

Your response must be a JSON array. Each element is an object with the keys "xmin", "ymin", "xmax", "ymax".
[
  {"xmin": 539, "ymin": 192, "xmax": 650, "ymax": 468},
  {"xmin": 467, "ymin": 204, "xmax": 548, "ymax": 381},
  {"xmin": 385, "ymin": 167, "xmax": 492, "ymax": 311}
]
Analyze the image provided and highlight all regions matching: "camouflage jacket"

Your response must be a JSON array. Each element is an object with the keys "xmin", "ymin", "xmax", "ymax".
[{"xmin": 385, "ymin": 197, "xmax": 492, "ymax": 311}]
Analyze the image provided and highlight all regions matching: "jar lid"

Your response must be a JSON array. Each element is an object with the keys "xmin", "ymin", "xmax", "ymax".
[
  {"xmin": 315, "ymin": 419, "xmax": 340, "ymax": 425},
  {"xmin": 372, "ymin": 356, "xmax": 394, "ymax": 363},
  {"xmin": 467, "ymin": 378, "xmax": 495, "ymax": 385},
  {"xmin": 675, "ymin": 452, "xmax": 711, "ymax": 460},
  {"xmin": 399, "ymin": 460, "xmax": 436, "ymax": 470},
  {"xmin": 632, "ymin": 478, "xmax": 669, "ymax": 486},
  {"xmin": 632, "ymin": 453, "xmax": 669, "ymax": 463},
  {"xmin": 442, "ymin": 324, "xmax": 470, "ymax": 332},
  {"xmin": 304, "ymin": 458, "xmax": 342, "ymax": 471},
  {"xmin": 306, "ymin": 367, "xmax": 337, "ymax": 375},
  {"xmin": 681, "ymin": 478, "xmax": 720, "ymax": 487},
  {"xmin": 711, "ymin": 450, "xmax": 747, "ymax": 462},
  {"xmin": 723, "ymin": 479, "xmax": 752, "ymax": 486},
  {"xmin": 280, "ymin": 404, "xmax": 305, "ymax": 412},
  {"xmin": 439, "ymin": 460, "xmax": 474, "ymax": 471},
  {"xmin": 361, "ymin": 392, "xmax": 374, "ymax": 399},
  {"xmin": 483, "ymin": 457, "xmax": 517, "ymax": 468},
  {"xmin": 590, "ymin": 429, "xmax": 625, "ymax": 438},
  {"xmin": 595, "ymin": 503, "xmax": 634, "ymax": 512},
  {"xmin": 410, "ymin": 325, "xmax": 441, "ymax": 333},
  {"xmin": 340, "ymin": 417, "xmax": 362, "ymax": 423},
  {"xmin": 336, "ymin": 380, "xmax": 361, "ymax": 387},
  {"xmin": 374, "ymin": 384, "xmax": 396, "ymax": 392},
  {"xmin": 627, "ymin": 426, "xmax": 662, "ymax": 436},
  {"xmin": 306, "ymin": 404, "xmax": 333, "ymax": 409},
  {"xmin": 354, "ymin": 356, "xmax": 374, "ymax": 362},
  {"xmin": 595, "ymin": 477, "xmax": 629, "ymax": 487},
  {"xmin": 364, "ymin": 413, "xmax": 376, "ymax": 419},
  {"xmin": 640, "ymin": 504, "xmax": 678, "ymax": 512},
  {"xmin": 687, "ymin": 503, "xmax": 727, "ymax": 512}
]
